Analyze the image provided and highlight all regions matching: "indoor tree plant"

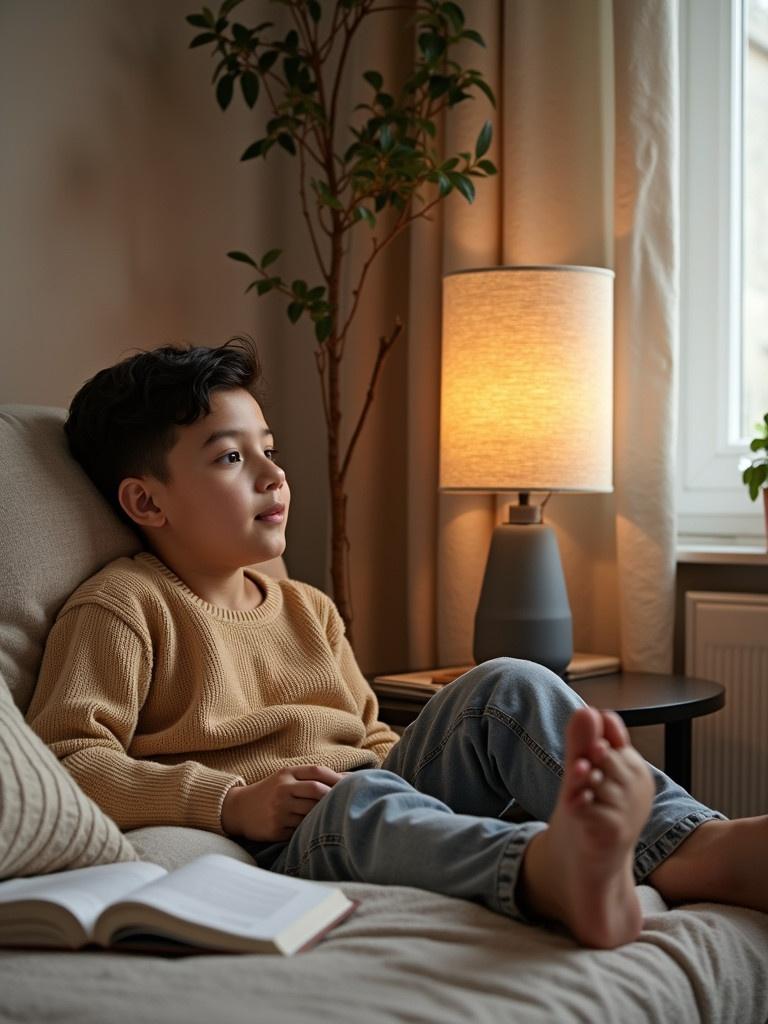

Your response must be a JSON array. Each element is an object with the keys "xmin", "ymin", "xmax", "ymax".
[
  {"xmin": 741, "ymin": 412, "xmax": 768, "ymax": 543},
  {"xmin": 186, "ymin": 0, "xmax": 497, "ymax": 644}
]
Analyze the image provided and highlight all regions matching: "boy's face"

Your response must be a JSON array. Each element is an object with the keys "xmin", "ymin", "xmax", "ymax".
[{"xmin": 123, "ymin": 387, "xmax": 289, "ymax": 571}]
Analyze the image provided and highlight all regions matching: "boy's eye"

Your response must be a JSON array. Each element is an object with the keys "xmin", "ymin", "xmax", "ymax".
[
  {"xmin": 265, "ymin": 448, "xmax": 280, "ymax": 462},
  {"xmin": 218, "ymin": 450, "xmax": 242, "ymax": 465}
]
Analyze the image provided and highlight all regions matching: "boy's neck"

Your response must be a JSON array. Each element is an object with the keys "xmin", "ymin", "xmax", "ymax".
[{"xmin": 148, "ymin": 548, "xmax": 264, "ymax": 612}]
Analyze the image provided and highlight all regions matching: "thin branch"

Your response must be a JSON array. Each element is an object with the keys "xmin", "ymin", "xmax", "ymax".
[
  {"xmin": 298, "ymin": 137, "xmax": 331, "ymax": 278},
  {"xmin": 340, "ymin": 318, "xmax": 403, "ymax": 481},
  {"xmin": 314, "ymin": 345, "xmax": 332, "ymax": 430},
  {"xmin": 337, "ymin": 189, "xmax": 442, "ymax": 355}
]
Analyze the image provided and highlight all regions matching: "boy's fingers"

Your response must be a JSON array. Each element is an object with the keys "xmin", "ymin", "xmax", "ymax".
[
  {"xmin": 292, "ymin": 764, "xmax": 345, "ymax": 785},
  {"xmin": 290, "ymin": 794, "xmax": 326, "ymax": 814},
  {"xmin": 290, "ymin": 780, "xmax": 332, "ymax": 801}
]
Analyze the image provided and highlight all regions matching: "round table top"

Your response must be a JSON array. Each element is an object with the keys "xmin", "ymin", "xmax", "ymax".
[{"xmin": 567, "ymin": 671, "xmax": 725, "ymax": 727}]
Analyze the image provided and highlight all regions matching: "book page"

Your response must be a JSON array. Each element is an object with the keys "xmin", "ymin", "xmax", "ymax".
[
  {"xmin": 106, "ymin": 853, "xmax": 344, "ymax": 941},
  {"xmin": 0, "ymin": 861, "xmax": 166, "ymax": 940}
]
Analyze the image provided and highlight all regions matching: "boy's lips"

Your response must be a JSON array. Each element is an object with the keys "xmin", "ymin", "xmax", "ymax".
[{"xmin": 255, "ymin": 503, "xmax": 285, "ymax": 523}]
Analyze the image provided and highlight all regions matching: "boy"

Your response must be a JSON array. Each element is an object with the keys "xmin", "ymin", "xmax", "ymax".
[{"xmin": 26, "ymin": 339, "xmax": 768, "ymax": 950}]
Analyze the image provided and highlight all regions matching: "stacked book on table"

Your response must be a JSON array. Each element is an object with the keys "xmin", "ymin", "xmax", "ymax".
[{"xmin": 373, "ymin": 653, "xmax": 621, "ymax": 701}]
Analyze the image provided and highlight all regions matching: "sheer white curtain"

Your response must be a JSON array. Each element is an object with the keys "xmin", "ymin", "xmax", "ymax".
[{"xmin": 406, "ymin": 0, "xmax": 679, "ymax": 673}]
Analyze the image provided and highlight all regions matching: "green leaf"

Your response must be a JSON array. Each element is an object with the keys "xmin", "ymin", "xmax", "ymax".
[
  {"xmin": 241, "ymin": 72, "xmax": 259, "ymax": 108},
  {"xmin": 284, "ymin": 29, "xmax": 299, "ymax": 51},
  {"xmin": 315, "ymin": 317, "xmax": 332, "ymax": 342},
  {"xmin": 190, "ymin": 31, "xmax": 216, "ymax": 47},
  {"xmin": 227, "ymin": 250, "xmax": 258, "ymax": 267},
  {"xmin": 277, "ymin": 133, "xmax": 297, "ymax": 155},
  {"xmin": 441, "ymin": 2, "xmax": 465, "ymax": 31},
  {"xmin": 364, "ymin": 70, "xmax": 383, "ymax": 91},
  {"xmin": 461, "ymin": 28, "xmax": 486, "ymax": 47},
  {"xmin": 437, "ymin": 172, "xmax": 452, "ymax": 196},
  {"xmin": 418, "ymin": 31, "xmax": 446, "ymax": 62},
  {"xmin": 220, "ymin": 0, "xmax": 245, "ymax": 14},
  {"xmin": 473, "ymin": 77, "xmax": 496, "ymax": 108},
  {"xmin": 258, "ymin": 50, "xmax": 279, "ymax": 73},
  {"xmin": 232, "ymin": 22, "xmax": 250, "ymax": 45},
  {"xmin": 241, "ymin": 138, "xmax": 268, "ymax": 161},
  {"xmin": 307, "ymin": 0, "xmax": 322, "ymax": 21},
  {"xmin": 428, "ymin": 75, "xmax": 451, "ymax": 100},
  {"xmin": 216, "ymin": 74, "xmax": 234, "ymax": 111},
  {"xmin": 186, "ymin": 13, "xmax": 210, "ymax": 28},
  {"xmin": 287, "ymin": 301, "xmax": 304, "ymax": 324},
  {"xmin": 379, "ymin": 123, "xmax": 393, "ymax": 151},
  {"xmin": 449, "ymin": 172, "xmax": 475, "ymax": 202},
  {"xmin": 751, "ymin": 436, "xmax": 768, "ymax": 451},
  {"xmin": 307, "ymin": 285, "xmax": 326, "ymax": 301},
  {"xmin": 256, "ymin": 279, "xmax": 274, "ymax": 295},
  {"xmin": 261, "ymin": 248, "xmax": 282, "ymax": 268},
  {"xmin": 292, "ymin": 280, "xmax": 308, "ymax": 298},
  {"xmin": 475, "ymin": 120, "xmax": 492, "ymax": 158},
  {"xmin": 355, "ymin": 205, "xmax": 376, "ymax": 227},
  {"xmin": 477, "ymin": 158, "xmax": 497, "ymax": 175}
]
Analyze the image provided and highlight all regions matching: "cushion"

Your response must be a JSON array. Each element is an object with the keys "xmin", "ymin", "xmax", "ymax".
[
  {"xmin": 125, "ymin": 826, "xmax": 257, "ymax": 871},
  {"xmin": 0, "ymin": 405, "xmax": 141, "ymax": 713},
  {"xmin": 0, "ymin": 673, "xmax": 139, "ymax": 879}
]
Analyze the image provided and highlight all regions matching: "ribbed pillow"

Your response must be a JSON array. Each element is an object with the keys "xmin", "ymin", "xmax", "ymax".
[{"xmin": 0, "ymin": 675, "xmax": 138, "ymax": 879}]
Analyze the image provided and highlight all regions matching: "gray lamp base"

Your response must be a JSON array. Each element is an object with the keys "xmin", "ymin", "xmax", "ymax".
[{"xmin": 473, "ymin": 522, "xmax": 573, "ymax": 675}]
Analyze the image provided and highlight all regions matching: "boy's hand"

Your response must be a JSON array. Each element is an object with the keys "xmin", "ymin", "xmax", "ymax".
[{"xmin": 221, "ymin": 765, "xmax": 345, "ymax": 842}]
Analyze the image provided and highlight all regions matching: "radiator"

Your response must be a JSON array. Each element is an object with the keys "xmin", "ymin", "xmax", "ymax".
[{"xmin": 685, "ymin": 591, "xmax": 768, "ymax": 818}]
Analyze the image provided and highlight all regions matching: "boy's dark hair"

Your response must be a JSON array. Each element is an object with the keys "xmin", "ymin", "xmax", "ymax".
[{"xmin": 65, "ymin": 336, "xmax": 263, "ymax": 531}]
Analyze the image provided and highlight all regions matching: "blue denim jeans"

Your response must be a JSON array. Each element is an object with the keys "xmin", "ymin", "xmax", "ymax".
[{"xmin": 242, "ymin": 658, "xmax": 724, "ymax": 921}]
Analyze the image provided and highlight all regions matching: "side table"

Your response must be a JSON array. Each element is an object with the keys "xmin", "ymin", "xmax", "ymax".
[{"xmin": 372, "ymin": 668, "xmax": 725, "ymax": 792}]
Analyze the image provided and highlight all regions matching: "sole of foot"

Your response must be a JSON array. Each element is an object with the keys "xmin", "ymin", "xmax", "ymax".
[{"xmin": 520, "ymin": 706, "xmax": 655, "ymax": 948}]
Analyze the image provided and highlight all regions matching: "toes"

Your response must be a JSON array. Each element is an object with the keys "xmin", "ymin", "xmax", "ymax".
[
  {"xmin": 602, "ymin": 710, "xmax": 630, "ymax": 750},
  {"xmin": 566, "ymin": 707, "xmax": 603, "ymax": 764}
]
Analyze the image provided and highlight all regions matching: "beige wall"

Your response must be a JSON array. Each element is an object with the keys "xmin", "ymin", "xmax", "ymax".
[{"xmin": 0, "ymin": 0, "xmax": 332, "ymax": 596}]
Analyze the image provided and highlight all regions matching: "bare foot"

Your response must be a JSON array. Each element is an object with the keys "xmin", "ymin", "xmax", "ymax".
[
  {"xmin": 649, "ymin": 815, "xmax": 768, "ymax": 913},
  {"xmin": 517, "ymin": 706, "xmax": 654, "ymax": 948}
]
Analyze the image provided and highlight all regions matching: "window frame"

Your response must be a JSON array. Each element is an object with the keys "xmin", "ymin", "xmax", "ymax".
[{"xmin": 677, "ymin": 0, "xmax": 764, "ymax": 544}]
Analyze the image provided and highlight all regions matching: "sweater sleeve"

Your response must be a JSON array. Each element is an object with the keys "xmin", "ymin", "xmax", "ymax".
[
  {"xmin": 25, "ymin": 603, "xmax": 245, "ymax": 835},
  {"xmin": 320, "ymin": 598, "xmax": 399, "ymax": 764}
]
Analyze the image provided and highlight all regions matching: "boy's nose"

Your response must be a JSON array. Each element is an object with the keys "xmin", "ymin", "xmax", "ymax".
[{"xmin": 258, "ymin": 463, "xmax": 286, "ymax": 491}]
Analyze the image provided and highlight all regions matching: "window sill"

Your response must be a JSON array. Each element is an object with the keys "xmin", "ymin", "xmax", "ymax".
[{"xmin": 676, "ymin": 544, "xmax": 768, "ymax": 566}]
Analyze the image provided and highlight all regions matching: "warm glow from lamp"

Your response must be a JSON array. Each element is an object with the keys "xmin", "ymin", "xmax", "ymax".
[
  {"xmin": 439, "ymin": 266, "xmax": 613, "ymax": 494},
  {"xmin": 438, "ymin": 265, "xmax": 615, "ymax": 674}
]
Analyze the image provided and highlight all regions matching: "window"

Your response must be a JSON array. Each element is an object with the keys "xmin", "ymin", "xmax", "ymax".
[{"xmin": 678, "ymin": 0, "xmax": 767, "ymax": 544}]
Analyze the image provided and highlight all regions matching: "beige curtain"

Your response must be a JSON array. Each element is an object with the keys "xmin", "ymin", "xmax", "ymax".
[{"xmin": 404, "ymin": 0, "xmax": 679, "ymax": 674}]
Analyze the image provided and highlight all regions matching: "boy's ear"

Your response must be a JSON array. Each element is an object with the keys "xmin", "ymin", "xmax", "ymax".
[{"xmin": 118, "ymin": 477, "xmax": 166, "ymax": 529}]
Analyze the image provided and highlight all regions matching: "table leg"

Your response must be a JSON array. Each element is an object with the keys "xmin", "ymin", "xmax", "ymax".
[{"xmin": 664, "ymin": 721, "xmax": 692, "ymax": 792}]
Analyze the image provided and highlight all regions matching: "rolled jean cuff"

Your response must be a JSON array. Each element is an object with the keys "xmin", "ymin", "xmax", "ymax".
[
  {"xmin": 496, "ymin": 820, "xmax": 548, "ymax": 922},
  {"xmin": 633, "ymin": 809, "xmax": 728, "ymax": 882}
]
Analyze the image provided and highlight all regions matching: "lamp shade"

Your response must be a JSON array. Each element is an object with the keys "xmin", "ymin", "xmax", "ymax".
[{"xmin": 439, "ymin": 266, "xmax": 614, "ymax": 493}]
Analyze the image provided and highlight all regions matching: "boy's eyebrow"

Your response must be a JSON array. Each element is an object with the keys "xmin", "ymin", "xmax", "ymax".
[{"xmin": 201, "ymin": 427, "xmax": 274, "ymax": 448}]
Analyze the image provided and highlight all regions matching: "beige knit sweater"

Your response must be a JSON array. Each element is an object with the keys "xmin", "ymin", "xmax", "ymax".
[{"xmin": 26, "ymin": 552, "xmax": 399, "ymax": 835}]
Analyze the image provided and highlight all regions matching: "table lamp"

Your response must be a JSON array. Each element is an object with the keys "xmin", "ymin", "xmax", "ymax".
[{"xmin": 439, "ymin": 265, "xmax": 614, "ymax": 675}]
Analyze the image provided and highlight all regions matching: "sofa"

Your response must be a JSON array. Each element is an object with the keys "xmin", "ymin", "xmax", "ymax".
[{"xmin": 1, "ymin": 403, "xmax": 768, "ymax": 1024}]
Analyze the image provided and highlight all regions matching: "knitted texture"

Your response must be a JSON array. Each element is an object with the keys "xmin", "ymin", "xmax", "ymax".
[
  {"xmin": 0, "ymin": 675, "xmax": 138, "ymax": 879},
  {"xmin": 26, "ymin": 554, "xmax": 399, "ymax": 835}
]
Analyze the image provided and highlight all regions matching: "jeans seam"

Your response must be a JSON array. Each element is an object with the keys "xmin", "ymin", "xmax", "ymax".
[
  {"xmin": 633, "ymin": 810, "xmax": 726, "ymax": 882},
  {"xmin": 410, "ymin": 705, "xmax": 564, "ymax": 784},
  {"xmin": 283, "ymin": 832, "xmax": 346, "ymax": 877}
]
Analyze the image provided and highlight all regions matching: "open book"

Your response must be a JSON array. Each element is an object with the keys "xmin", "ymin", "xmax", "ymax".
[{"xmin": 0, "ymin": 853, "xmax": 355, "ymax": 956}]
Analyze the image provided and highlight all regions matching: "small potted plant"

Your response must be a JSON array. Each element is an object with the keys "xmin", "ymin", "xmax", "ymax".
[{"xmin": 741, "ymin": 412, "xmax": 768, "ymax": 545}]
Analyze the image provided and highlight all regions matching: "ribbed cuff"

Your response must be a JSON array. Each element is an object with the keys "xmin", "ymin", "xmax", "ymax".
[{"xmin": 181, "ymin": 768, "xmax": 246, "ymax": 835}]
